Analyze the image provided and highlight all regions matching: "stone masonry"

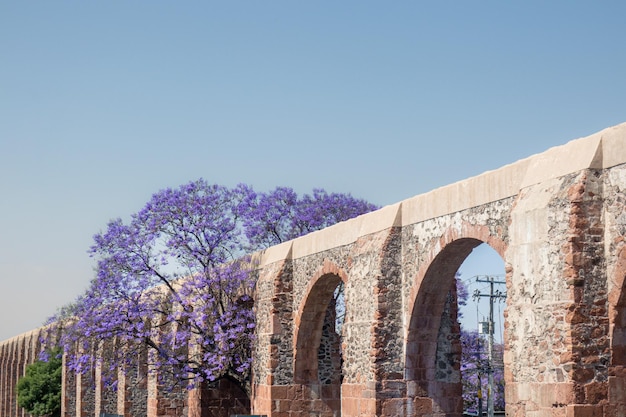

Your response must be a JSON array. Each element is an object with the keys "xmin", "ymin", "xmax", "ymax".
[
  {"xmin": 1, "ymin": 123, "xmax": 626, "ymax": 417},
  {"xmin": 251, "ymin": 123, "xmax": 626, "ymax": 417}
]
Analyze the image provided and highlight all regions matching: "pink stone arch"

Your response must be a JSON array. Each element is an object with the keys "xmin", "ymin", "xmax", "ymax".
[
  {"xmin": 293, "ymin": 259, "xmax": 348, "ymax": 384},
  {"xmin": 405, "ymin": 222, "xmax": 508, "ymax": 415},
  {"xmin": 406, "ymin": 222, "xmax": 507, "ymax": 331}
]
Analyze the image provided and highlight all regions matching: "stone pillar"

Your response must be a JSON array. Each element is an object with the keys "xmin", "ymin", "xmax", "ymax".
[
  {"xmin": 115, "ymin": 363, "xmax": 129, "ymax": 416},
  {"xmin": 61, "ymin": 350, "xmax": 76, "ymax": 417},
  {"xmin": 564, "ymin": 170, "xmax": 608, "ymax": 417},
  {"xmin": 74, "ymin": 345, "xmax": 96, "ymax": 417},
  {"xmin": 604, "ymin": 160, "xmax": 626, "ymax": 417},
  {"xmin": 251, "ymin": 257, "xmax": 294, "ymax": 416},
  {"xmin": 115, "ymin": 345, "xmax": 148, "ymax": 417},
  {"xmin": 188, "ymin": 378, "xmax": 250, "ymax": 417},
  {"xmin": 94, "ymin": 339, "xmax": 119, "ymax": 416},
  {"xmin": 506, "ymin": 169, "xmax": 609, "ymax": 417},
  {"xmin": 146, "ymin": 362, "xmax": 187, "ymax": 417},
  {"xmin": 146, "ymin": 315, "xmax": 187, "ymax": 417},
  {"xmin": 8, "ymin": 337, "xmax": 18, "ymax": 417},
  {"xmin": 187, "ymin": 383, "xmax": 202, "ymax": 417},
  {"xmin": 186, "ymin": 335, "xmax": 250, "ymax": 417},
  {"xmin": 0, "ymin": 342, "xmax": 7, "ymax": 417},
  {"xmin": 1, "ymin": 340, "xmax": 10, "ymax": 417},
  {"xmin": 370, "ymin": 227, "xmax": 414, "ymax": 417},
  {"xmin": 17, "ymin": 337, "xmax": 24, "ymax": 417}
]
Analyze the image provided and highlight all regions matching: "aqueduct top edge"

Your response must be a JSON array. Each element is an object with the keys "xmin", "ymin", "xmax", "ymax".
[{"xmin": 261, "ymin": 122, "xmax": 626, "ymax": 265}]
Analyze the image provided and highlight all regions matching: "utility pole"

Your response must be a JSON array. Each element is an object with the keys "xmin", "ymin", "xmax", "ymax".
[{"xmin": 473, "ymin": 275, "xmax": 506, "ymax": 417}]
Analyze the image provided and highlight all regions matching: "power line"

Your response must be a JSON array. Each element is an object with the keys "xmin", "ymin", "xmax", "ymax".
[{"xmin": 472, "ymin": 275, "xmax": 506, "ymax": 417}]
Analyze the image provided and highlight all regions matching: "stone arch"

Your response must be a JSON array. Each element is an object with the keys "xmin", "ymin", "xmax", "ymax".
[
  {"xmin": 294, "ymin": 259, "xmax": 348, "ymax": 384},
  {"xmin": 291, "ymin": 260, "xmax": 348, "ymax": 417},
  {"xmin": 406, "ymin": 223, "xmax": 507, "ymax": 416}
]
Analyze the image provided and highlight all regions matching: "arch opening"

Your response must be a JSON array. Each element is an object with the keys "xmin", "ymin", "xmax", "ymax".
[
  {"xmin": 406, "ymin": 239, "xmax": 506, "ymax": 417},
  {"xmin": 294, "ymin": 273, "xmax": 344, "ymax": 417},
  {"xmin": 457, "ymin": 243, "xmax": 506, "ymax": 416}
]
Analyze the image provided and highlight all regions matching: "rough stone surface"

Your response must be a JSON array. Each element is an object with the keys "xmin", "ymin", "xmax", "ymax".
[{"xmin": 2, "ymin": 123, "xmax": 626, "ymax": 417}]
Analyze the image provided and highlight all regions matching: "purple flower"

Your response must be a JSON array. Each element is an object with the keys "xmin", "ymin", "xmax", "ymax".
[{"xmin": 43, "ymin": 180, "xmax": 378, "ymax": 395}]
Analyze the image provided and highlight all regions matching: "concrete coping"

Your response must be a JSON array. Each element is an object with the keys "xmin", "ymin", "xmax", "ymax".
[
  {"xmin": 261, "ymin": 122, "xmax": 626, "ymax": 264},
  {"xmin": 0, "ymin": 327, "xmax": 43, "ymax": 346},
  {"xmin": 260, "ymin": 202, "xmax": 402, "ymax": 265}
]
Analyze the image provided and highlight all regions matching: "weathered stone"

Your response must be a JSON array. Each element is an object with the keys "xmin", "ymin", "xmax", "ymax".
[{"xmin": 3, "ymin": 123, "xmax": 626, "ymax": 416}]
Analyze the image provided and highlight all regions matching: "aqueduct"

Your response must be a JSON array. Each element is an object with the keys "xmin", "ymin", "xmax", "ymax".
[{"xmin": 2, "ymin": 123, "xmax": 626, "ymax": 417}]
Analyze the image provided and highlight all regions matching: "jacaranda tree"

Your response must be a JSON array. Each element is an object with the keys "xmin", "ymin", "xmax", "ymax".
[
  {"xmin": 45, "ymin": 180, "xmax": 378, "ymax": 395},
  {"xmin": 460, "ymin": 329, "xmax": 505, "ymax": 412}
]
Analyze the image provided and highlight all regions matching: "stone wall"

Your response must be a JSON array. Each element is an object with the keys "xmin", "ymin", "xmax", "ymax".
[
  {"xmin": 0, "ymin": 328, "xmax": 44, "ymax": 417},
  {"xmin": 251, "ymin": 123, "xmax": 626, "ymax": 417},
  {"xmin": 2, "ymin": 123, "xmax": 626, "ymax": 417},
  {"xmin": 0, "ymin": 325, "xmax": 249, "ymax": 417}
]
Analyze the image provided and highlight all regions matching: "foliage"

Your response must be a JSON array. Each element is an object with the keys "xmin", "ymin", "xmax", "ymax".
[
  {"xmin": 460, "ymin": 330, "xmax": 505, "ymax": 412},
  {"xmin": 44, "ymin": 180, "xmax": 377, "ymax": 394},
  {"xmin": 243, "ymin": 187, "xmax": 377, "ymax": 249},
  {"xmin": 17, "ymin": 348, "xmax": 62, "ymax": 417}
]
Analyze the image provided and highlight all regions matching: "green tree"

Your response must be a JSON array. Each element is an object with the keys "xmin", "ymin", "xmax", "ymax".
[{"xmin": 16, "ymin": 348, "xmax": 62, "ymax": 417}]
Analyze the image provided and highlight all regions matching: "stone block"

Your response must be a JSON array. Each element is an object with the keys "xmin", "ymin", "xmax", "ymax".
[
  {"xmin": 608, "ymin": 376, "xmax": 626, "ymax": 403},
  {"xmin": 320, "ymin": 384, "xmax": 339, "ymax": 400},
  {"xmin": 516, "ymin": 382, "xmax": 532, "ymax": 401},
  {"xmin": 411, "ymin": 397, "xmax": 432, "ymax": 415},
  {"xmin": 584, "ymin": 381, "xmax": 608, "ymax": 403},
  {"xmin": 604, "ymin": 404, "xmax": 626, "ymax": 417},
  {"xmin": 566, "ymin": 404, "xmax": 604, "ymax": 417},
  {"xmin": 554, "ymin": 382, "xmax": 575, "ymax": 405},
  {"xmin": 360, "ymin": 398, "xmax": 377, "ymax": 414},
  {"xmin": 381, "ymin": 398, "xmax": 405, "ymax": 416},
  {"xmin": 271, "ymin": 385, "xmax": 289, "ymax": 401}
]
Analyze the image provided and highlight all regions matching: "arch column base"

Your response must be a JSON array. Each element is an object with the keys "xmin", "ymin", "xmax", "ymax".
[{"xmin": 253, "ymin": 382, "xmax": 342, "ymax": 417}]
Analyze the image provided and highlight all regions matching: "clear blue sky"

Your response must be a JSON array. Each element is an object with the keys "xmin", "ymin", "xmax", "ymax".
[{"xmin": 1, "ymin": 1, "xmax": 625, "ymax": 342}]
